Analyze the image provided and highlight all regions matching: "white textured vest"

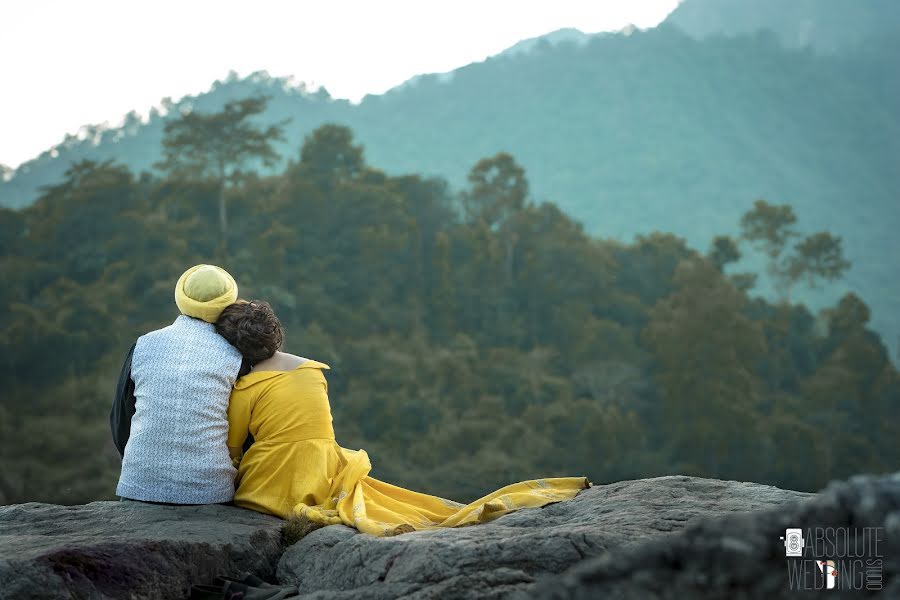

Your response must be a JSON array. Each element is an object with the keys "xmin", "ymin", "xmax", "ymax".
[{"xmin": 116, "ymin": 315, "xmax": 243, "ymax": 503}]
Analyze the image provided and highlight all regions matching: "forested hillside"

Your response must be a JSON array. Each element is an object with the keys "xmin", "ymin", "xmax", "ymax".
[
  {"xmin": 1, "ymin": 123, "xmax": 896, "ymax": 506},
  {"xmin": 2, "ymin": 20, "xmax": 897, "ymax": 361},
  {"xmin": 667, "ymin": 0, "xmax": 900, "ymax": 52}
]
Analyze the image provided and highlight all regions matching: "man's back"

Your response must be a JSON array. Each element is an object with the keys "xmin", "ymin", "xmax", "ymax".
[{"xmin": 116, "ymin": 314, "xmax": 243, "ymax": 503}]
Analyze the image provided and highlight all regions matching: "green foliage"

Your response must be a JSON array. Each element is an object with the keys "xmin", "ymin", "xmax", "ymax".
[
  {"xmin": 0, "ymin": 125, "xmax": 896, "ymax": 507},
  {"xmin": 739, "ymin": 200, "xmax": 851, "ymax": 300},
  {"xmin": 157, "ymin": 96, "xmax": 286, "ymax": 181},
  {"xmin": 2, "ymin": 26, "xmax": 898, "ymax": 361},
  {"xmin": 295, "ymin": 124, "xmax": 365, "ymax": 190},
  {"xmin": 156, "ymin": 96, "xmax": 286, "ymax": 252},
  {"xmin": 740, "ymin": 200, "xmax": 798, "ymax": 260},
  {"xmin": 462, "ymin": 153, "xmax": 528, "ymax": 228},
  {"xmin": 787, "ymin": 232, "xmax": 851, "ymax": 289},
  {"xmin": 707, "ymin": 235, "xmax": 741, "ymax": 272},
  {"xmin": 642, "ymin": 259, "xmax": 768, "ymax": 479}
]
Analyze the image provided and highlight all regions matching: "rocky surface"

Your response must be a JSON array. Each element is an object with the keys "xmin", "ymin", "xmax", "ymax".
[
  {"xmin": 0, "ymin": 476, "xmax": 828, "ymax": 599},
  {"xmin": 0, "ymin": 501, "xmax": 284, "ymax": 600},
  {"xmin": 529, "ymin": 473, "xmax": 900, "ymax": 599},
  {"xmin": 275, "ymin": 476, "xmax": 810, "ymax": 599}
]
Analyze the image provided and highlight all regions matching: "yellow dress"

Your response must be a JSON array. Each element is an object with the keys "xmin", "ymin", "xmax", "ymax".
[{"xmin": 226, "ymin": 359, "xmax": 589, "ymax": 536}]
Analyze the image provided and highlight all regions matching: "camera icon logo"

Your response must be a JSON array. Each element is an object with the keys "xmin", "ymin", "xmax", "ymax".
[{"xmin": 781, "ymin": 528, "xmax": 805, "ymax": 557}]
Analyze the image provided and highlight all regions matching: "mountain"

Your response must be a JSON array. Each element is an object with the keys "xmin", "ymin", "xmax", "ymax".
[
  {"xmin": 1, "ymin": 10, "xmax": 898, "ymax": 359},
  {"xmin": 497, "ymin": 27, "xmax": 597, "ymax": 58},
  {"xmin": 392, "ymin": 26, "xmax": 607, "ymax": 94},
  {"xmin": 0, "ymin": 73, "xmax": 345, "ymax": 211},
  {"xmin": 666, "ymin": 0, "xmax": 900, "ymax": 53}
]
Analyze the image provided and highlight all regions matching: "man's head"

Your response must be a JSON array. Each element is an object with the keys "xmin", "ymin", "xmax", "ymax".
[
  {"xmin": 215, "ymin": 300, "xmax": 284, "ymax": 363},
  {"xmin": 174, "ymin": 264, "xmax": 238, "ymax": 323}
]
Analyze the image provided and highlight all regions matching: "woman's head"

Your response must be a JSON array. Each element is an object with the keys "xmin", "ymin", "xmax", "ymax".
[{"xmin": 215, "ymin": 300, "xmax": 284, "ymax": 363}]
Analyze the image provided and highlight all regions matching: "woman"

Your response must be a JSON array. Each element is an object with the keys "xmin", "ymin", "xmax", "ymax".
[{"xmin": 215, "ymin": 300, "xmax": 589, "ymax": 536}]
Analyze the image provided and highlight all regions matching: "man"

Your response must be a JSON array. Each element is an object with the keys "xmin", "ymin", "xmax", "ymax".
[{"xmin": 110, "ymin": 264, "xmax": 251, "ymax": 504}]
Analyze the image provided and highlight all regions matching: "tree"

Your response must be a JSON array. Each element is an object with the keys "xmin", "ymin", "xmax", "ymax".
[
  {"xmin": 0, "ymin": 208, "xmax": 24, "ymax": 255},
  {"xmin": 707, "ymin": 234, "xmax": 759, "ymax": 291},
  {"xmin": 156, "ymin": 96, "xmax": 285, "ymax": 253},
  {"xmin": 27, "ymin": 160, "xmax": 136, "ymax": 283},
  {"xmin": 295, "ymin": 124, "xmax": 365, "ymax": 190},
  {"xmin": 739, "ymin": 200, "xmax": 798, "ymax": 296},
  {"xmin": 813, "ymin": 293, "xmax": 895, "ymax": 478},
  {"xmin": 739, "ymin": 200, "xmax": 850, "ymax": 300},
  {"xmin": 429, "ymin": 232, "xmax": 455, "ymax": 340},
  {"xmin": 707, "ymin": 235, "xmax": 741, "ymax": 271},
  {"xmin": 462, "ymin": 152, "xmax": 527, "ymax": 228},
  {"xmin": 786, "ymin": 232, "xmax": 851, "ymax": 289},
  {"xmin": 642, "ymin": 258, "xmax": 768, "ymax": 478}
]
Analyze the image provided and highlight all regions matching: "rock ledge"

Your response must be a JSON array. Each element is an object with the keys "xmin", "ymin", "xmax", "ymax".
[{"xmin": 0, "ymin": 476, "xmax": 815, "ymax": 599}]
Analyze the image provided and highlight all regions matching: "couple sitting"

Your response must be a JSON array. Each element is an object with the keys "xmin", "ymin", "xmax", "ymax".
[{"xmin": 111, "ymin": 264, "xmax": 588, "ymax": 536}]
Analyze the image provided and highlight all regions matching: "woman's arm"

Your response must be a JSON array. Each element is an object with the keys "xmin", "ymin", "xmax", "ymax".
[{"xmin": 226, "ymin": 390, "xmax": 252, "ymax": 467}]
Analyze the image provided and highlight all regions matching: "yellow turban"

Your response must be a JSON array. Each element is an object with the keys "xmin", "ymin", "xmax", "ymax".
[{"xmin": 174, "ymin": 264, "xmax": 238, "ymax": 323}]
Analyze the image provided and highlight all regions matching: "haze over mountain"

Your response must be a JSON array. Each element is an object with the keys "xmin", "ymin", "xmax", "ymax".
[
  {"xmin": 1, "ymin": 0, "xmax": 898, "ymax": 358},
  {"xmin": 667, "ymin": 0, "xmax": 900, "ymax": 52}
]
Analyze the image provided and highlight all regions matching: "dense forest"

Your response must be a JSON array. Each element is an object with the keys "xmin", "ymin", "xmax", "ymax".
[
  {"xmin": 0, "ymin": 107, "xmax": 896, "ymax": 506},
  {"xmin": 3, "ymin": 15, "xmax": 898, "ymax": 364}
]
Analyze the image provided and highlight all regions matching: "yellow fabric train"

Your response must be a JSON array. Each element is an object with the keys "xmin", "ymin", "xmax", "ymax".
[{"xmin": 226, "ymin": 359, "xmax": 589, "ymax": 536}]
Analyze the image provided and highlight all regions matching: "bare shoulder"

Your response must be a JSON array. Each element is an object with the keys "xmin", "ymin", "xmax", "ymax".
[
  {"xmin": 253, "ymin": 351, "xmax": 308, "ymax": 372},
  {"xmin": 276, "ymin": 351, "xmax": 308, "ymax": 370}
]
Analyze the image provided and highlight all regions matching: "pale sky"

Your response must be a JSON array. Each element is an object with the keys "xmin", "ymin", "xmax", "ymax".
[{"xmin": 0, "ymin": 0, "xmax": 679, "ymax": 169}]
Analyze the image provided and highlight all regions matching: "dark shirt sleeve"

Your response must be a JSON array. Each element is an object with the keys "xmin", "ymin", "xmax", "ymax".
[
  {"xmin": 237, "ymin": 357, "xmax": 254, "ymax": 454},
  {"xmin": 238, "ymin": 358, "xmax": 252, "ymax": 379},
  {"xmin": 110, "ymin": 342, "xmax": 137, "ymax": 458}
]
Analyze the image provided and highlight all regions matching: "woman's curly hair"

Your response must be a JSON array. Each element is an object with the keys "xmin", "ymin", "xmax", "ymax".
[{"xmin": 215, "ymin": 300, "xmax": 284, "ymax": 364}]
